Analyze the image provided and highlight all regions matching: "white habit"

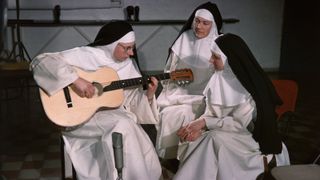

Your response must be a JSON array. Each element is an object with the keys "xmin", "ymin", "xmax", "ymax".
[
  {"xmin": 156, "ymin": 23, "xmax": 220, "ymax": 159},
  {"xmin": 173, "ymin": 97, "xmax": 290, "ymax": 180},
  {"xmin": 31, "ymin": 46, "xmax": 161, "ymax": 180},
  {"xmin": 173, "ymin": 46, "xmax": 290, "ymax": 180}
]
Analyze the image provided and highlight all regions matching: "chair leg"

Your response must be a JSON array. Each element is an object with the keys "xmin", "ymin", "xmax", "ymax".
[
  {"xmin": 60, "ymin": 136, "xmax": 66, "ymax": 180},
  {"xmin": 313, "ymin": 153, "xmax": 320, "ymax": 164},
  {"xmin": 61, "ymin": 135, "xmax": 77, "ymax": 179},
  {"xmin": 72, "ymin": 165, "xmax": 77, "ymax": 180}
]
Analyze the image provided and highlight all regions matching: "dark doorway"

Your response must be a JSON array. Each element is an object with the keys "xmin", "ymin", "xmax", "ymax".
[
  {"xmin": 280, "ymin": 0, "xmax": 320, "ymax": 164},
  {"xmin": 280, "ymin": 0, "xmax": 320, "ymax": 74}
]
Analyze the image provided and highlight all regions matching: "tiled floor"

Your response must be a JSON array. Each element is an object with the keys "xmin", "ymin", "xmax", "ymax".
[
  {"xmin": 0, "ymin": 80, "xmax": 174, "ymax": 180},
  {"xmin": 0, "ymin": 131, "xmax": 62, "ymax": 180},
  {"xmin": 0, "ymin": 77, "xmax": 64, "ymax": 180},
  {"xmin": 0, "ymin": 122, "xmax": 174, "ymax": 180}
]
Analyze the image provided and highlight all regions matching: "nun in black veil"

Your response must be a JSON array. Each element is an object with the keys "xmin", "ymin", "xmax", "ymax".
[
  {"xmin": 156, "ymin": 2, "xmax": 224, "ymax": 160},
  {"xmin": 174, "ymin": 33, "xmax": 290, "ymax": 180},
  {"xmin": 30, "ymin": 21, "xmax": 161, "ymax": 180}
]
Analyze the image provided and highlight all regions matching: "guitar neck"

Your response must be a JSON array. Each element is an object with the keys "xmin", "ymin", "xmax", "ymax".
[{"xmin": 103, "ymin": 73, "xmax": 170, "ymax": 92}]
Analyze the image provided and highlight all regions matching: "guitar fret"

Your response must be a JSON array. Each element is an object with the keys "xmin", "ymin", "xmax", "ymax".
[
  {"xmin": 121, "ymin": 80, "xmax": 126, "ymax": 88},
  {"xmin": 130, "ymin": 78, "xmax": 137, "ymax": 86},
  {"xmin": 103, "ymin": 72, "xmax": 184, "ymax": 92},
  {"xmin": 132, "ymin": 78, "xmax": 138, "ymax": 86},
  {"xmin": 126, "ymin": 78, "xmax": 131, "ymax": 87},
  {"xmin": 155, "ymin": 73, "xmax": 170, "ymax": 80},
  {"xmin": 142, "ymin": 76, "xmax": 148, "ymax": 85}
]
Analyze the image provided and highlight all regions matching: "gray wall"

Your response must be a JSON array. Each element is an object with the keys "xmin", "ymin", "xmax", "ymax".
[{"xmin": 5, "ymin": 0, "xmax": 284, "ymax": 71}]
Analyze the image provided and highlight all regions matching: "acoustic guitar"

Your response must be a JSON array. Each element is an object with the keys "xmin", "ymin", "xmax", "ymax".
[{"xmin": 39, "ymin": 67, "xmax": 193, "ymax": 127}]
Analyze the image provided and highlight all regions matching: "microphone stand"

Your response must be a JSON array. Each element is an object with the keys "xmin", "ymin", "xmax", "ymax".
[
  {"xmin": 116, "ymin": 173, "xmax": 123, "ymax": 180},
  {"xmin": 112, "ymin": 132, "xmax": 123, "ymax": 180},
  {"xmin": 8, "ymin": 0, "xmax": 31, "ymax": 61}
]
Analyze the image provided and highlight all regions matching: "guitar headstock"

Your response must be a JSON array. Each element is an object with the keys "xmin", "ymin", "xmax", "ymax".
[{"xmin": 170, "ymin": 69, "xmax": 194, "ymax": 86}]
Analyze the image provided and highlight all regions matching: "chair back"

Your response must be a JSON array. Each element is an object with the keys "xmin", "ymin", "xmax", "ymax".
[{"xmin": 271, "ymin": 80, "xmax": 298, "ymax": 118}]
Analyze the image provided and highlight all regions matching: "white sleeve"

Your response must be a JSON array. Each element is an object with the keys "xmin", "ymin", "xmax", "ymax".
[
  {"xmin": 201, "ymin": 104, "xmax": 225, "ymax": 130},
  {"xmin": 154, "ymin": 52, "xmax": 175, "ymax": 108},
  {"xmin": 164, "ymin": 51, "xmax": 179, "ymax": 72},
  {"xmin": 123, "ymin": 88, "xmax": 159, "ymax": 124},
  {"xmin": 30, "ymin": 52, "xmax": 78, "ymax": 96},
  {"xmin": 202, "ymin": 98, "xmax": 255, "ymax": 132}
]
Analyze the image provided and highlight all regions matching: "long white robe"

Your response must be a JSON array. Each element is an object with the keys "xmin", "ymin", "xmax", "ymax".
[
  {"xmin": 156, "ymin": 52, "xmax": 211, "ymax": 159},
  {"xmin": 156, "ymin": 29, "xmax": 216, "ymax": 159},
  {"xmin": 173, "ymin": 97, "xmax": 290, "ymax": 180},
  {"xmin": 31, "ymin": 46, "xmax": 161, "ymax": 180}
]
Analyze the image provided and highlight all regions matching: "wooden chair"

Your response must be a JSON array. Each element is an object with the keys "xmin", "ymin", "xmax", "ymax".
[
  {"xmin": 271, "ymin": 154, "xmax": 320, "ymax": 180},
  {"xmin": 61, "ymin": 135, "xmax": 77, "ymax": 180},
  {"xmin": 271, "ymin": 79, "xmax": 298, "ymax": 118},
  {"xmin": 270, "ymin": 80, "xmax": 320, "ymax": 180}
]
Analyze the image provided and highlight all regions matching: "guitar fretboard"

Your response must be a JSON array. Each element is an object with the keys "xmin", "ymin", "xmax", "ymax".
[{"xmin": 103, "ymin": 73, "xmax": 170, "ymax": 92}]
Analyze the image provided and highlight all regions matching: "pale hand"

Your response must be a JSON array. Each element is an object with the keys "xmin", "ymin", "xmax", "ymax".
[
  {"xmin": 209, "ymin": 52, "xmax": 224, "ymax": 71},
  {"xmin": 177, "ymin": 118, "xmax": 206, "ymax": 142}
]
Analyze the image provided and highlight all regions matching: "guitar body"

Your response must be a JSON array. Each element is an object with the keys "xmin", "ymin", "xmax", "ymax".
[{"xmin": 39, "ymin": 67, "xmax": 124, "ymax": 127}]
